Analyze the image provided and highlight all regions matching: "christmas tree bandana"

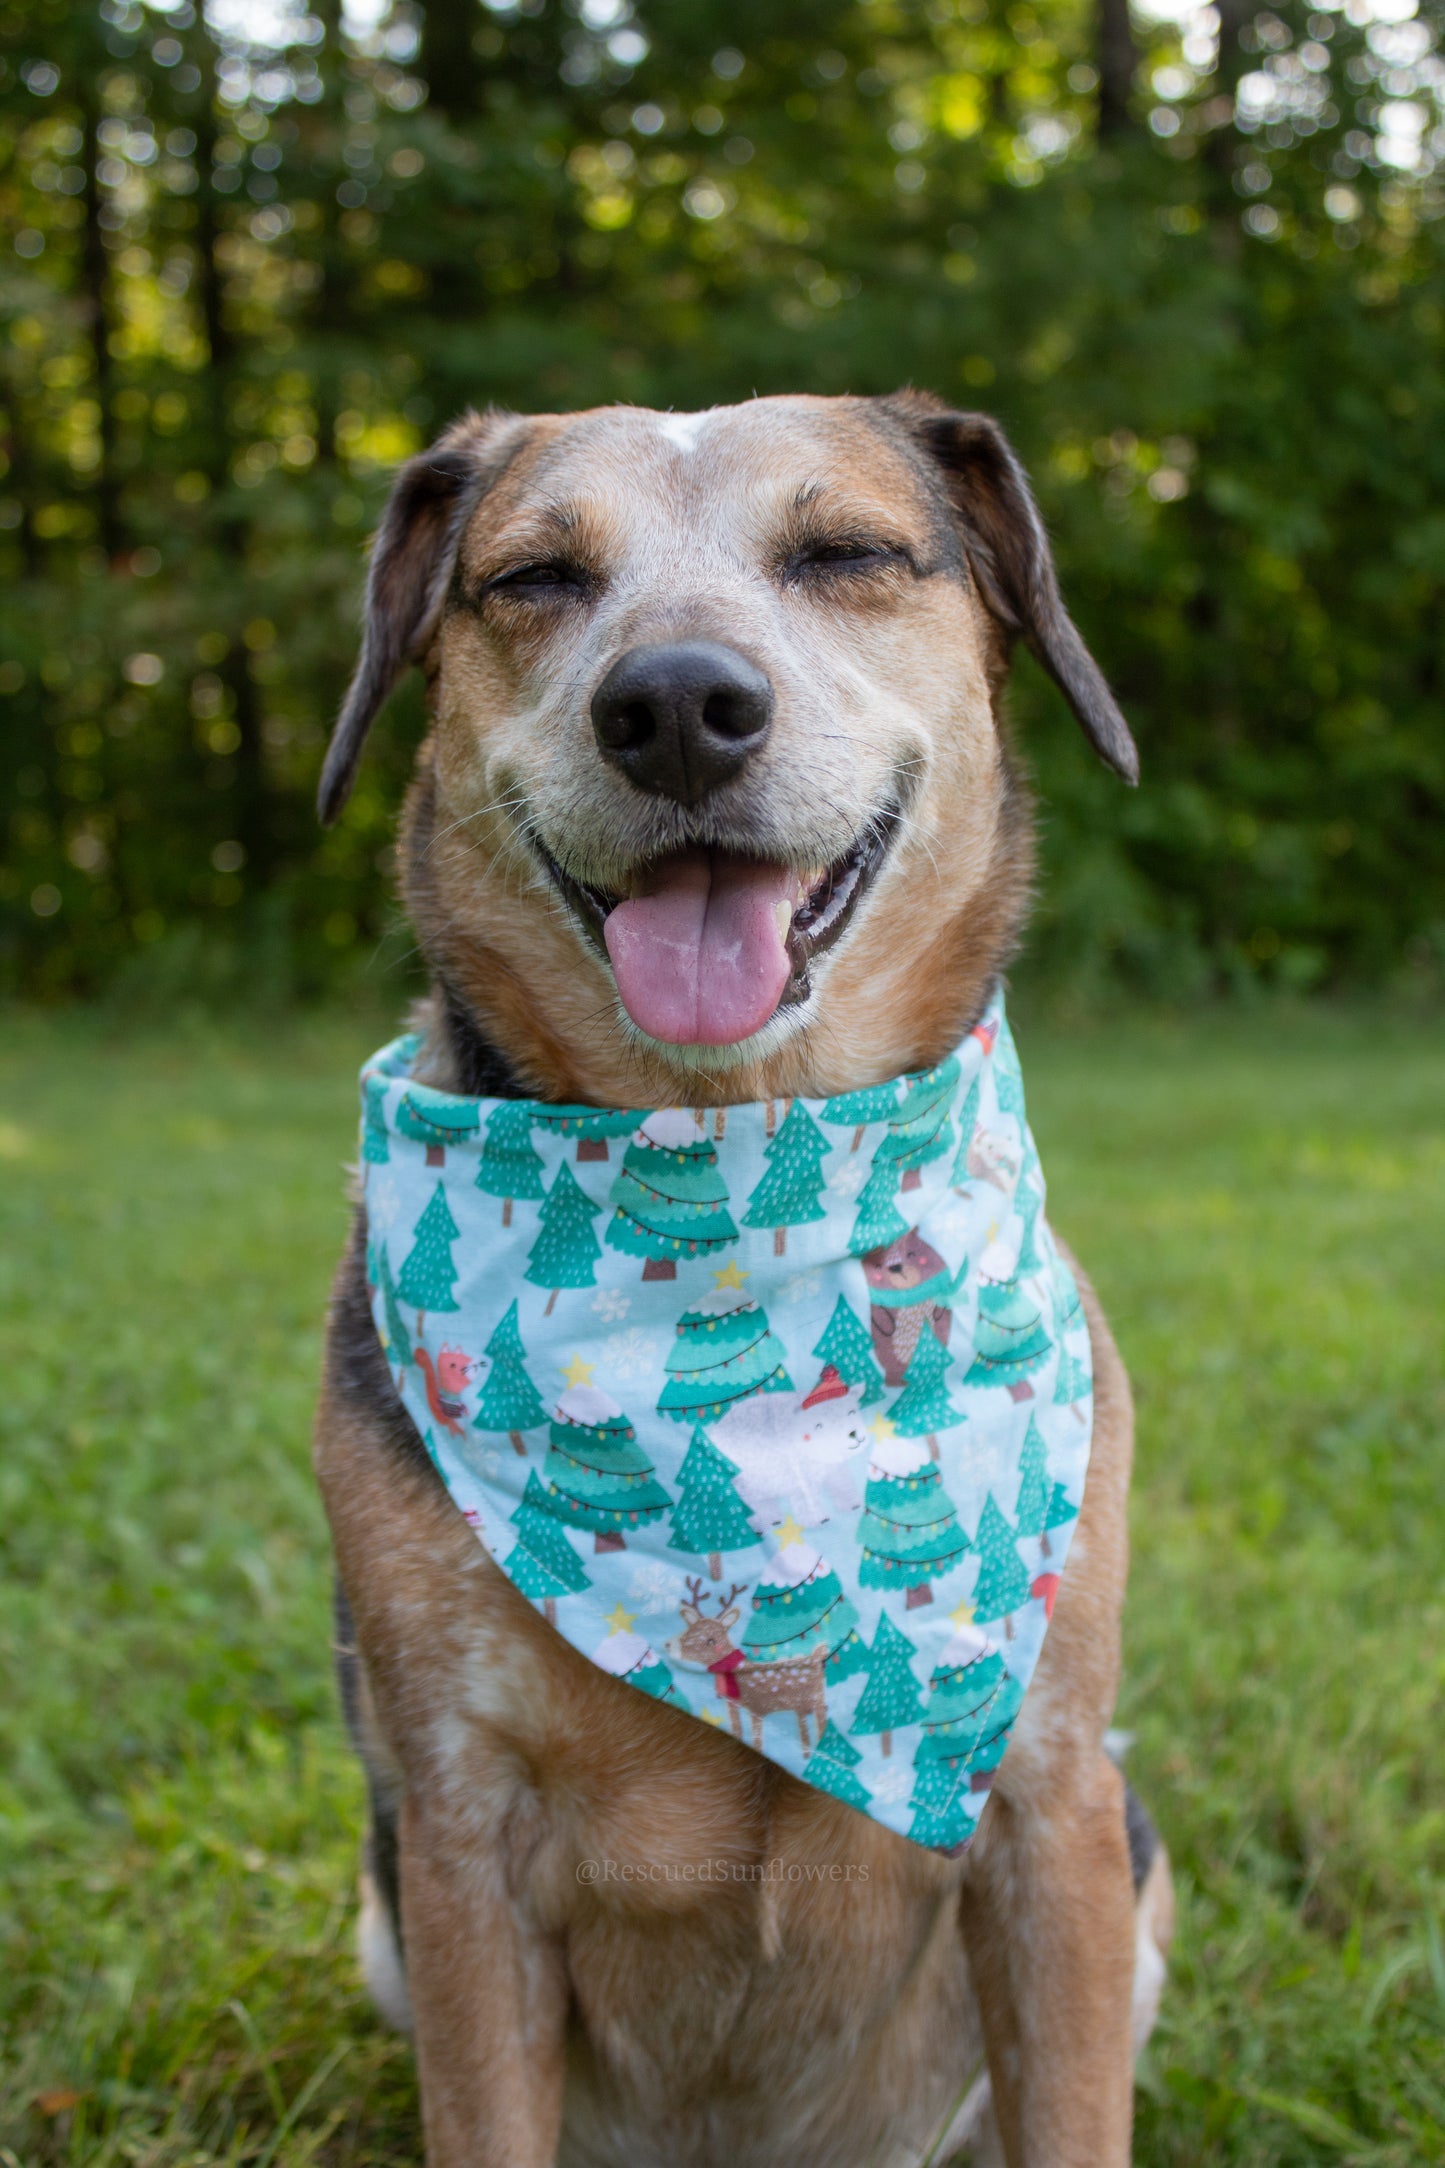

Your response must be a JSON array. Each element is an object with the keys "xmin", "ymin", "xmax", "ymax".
[{"xmin": 358, "ymin": 1000, "xmax": 1092, "ymax": 1856}]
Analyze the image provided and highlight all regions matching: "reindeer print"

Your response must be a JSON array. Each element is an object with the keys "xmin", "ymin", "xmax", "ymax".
[{"xmin": 667, "ymin": 1579, "xmax": 828, "ymax": 1751}]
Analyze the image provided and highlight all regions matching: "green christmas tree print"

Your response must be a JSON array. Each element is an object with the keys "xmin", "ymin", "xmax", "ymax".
[
  {"xmin": 475, "ymin": 1101, "xmax": 544, "ymax": 1227},
  {"xmin": 395, "ymin": 1086, "xmax": 481, "ymax": 1167},
  {"xmin": 812, "ymin": 1294, "xmax": 884, "ymax": 1407},
  {"xmin": 874, "ymin": 1056, "xmax": 959, "ymax": 1193},
  {"xmin": 1043, "ymin": 1480, "xmax": 1078, "ymax": 1554},
  {"xmin": 948, "ymin": 1073, "xmax": 982, "ymax": 1188},
  {"xmin": 968, "ymin": 1664, "xmax": 1025, "ymax": 1790},
  {"xmin": 742, "ymin": 1099, "xmax": 831, "ymax": 1255},
  {"xmin": 378, "ymin": 1243, "xmax": 413, "ymax": 1373},
  {"xmin": 594, "ymin": 1615, "xmax": 685, "ymax": 1705},
  {"xmin": 531, "ymin": 1104, "xmax": 638, "ymax": 1163},
  {"xmin": 908, "ymin": 1626, "xmax": 1016, "ymax": 1850},
  {"xmin": 1052, "ymin": 1274, "xmax": 1090, "ymax": 1415},
  {"xmin": 608, "ymin": 1111, "xmax": 738, "ymax": 1281},
  {"xmin": 668, "ymin": 1425, "xmax": 763, "ymax": 1578},
  {"xmin": 526, "ymin": 1160, "xmax": 602, "ymax": 1315},
  {"xmin": 544, "ymin": 1382, "xmax": 671, "ymax": 1552},
  {"xmin": 992, "ymin": 1021, "xmax": 1026, "ymax": 1120},
  {"xmin": 856, "ymin": 1430, "xmax": 970, "ymax": 1608},
  {"xmin": 970, "ymin": 1495, "xmax": 1033, "ymax": 1633},
  {"xmin": 821, "ymin": 1080, "xmax": 900, "ymax": 1153},
  {"xmin": 964, "ymin": 1273, "xmax": 1052, "ymax": 1399},
  {"xmin": 361, "ymin": 1076, "xmax": 390, "ymax": 1164},
  {"xmin": 850, "ymin": 1613, "xmax": 925, "ymax": 1757},
  {"xmin": 396, "ymin": 1181, "xmax": 462, "ymax": 1318},
  {"xmin": 806, "ymin": 1719, "xmax": 872, "ymax": 1812},
  {"xmin": 742, "ymin": 1538, "xmax": 867, "ymax": 1683},
  {"xmin": 849, "ymin": 1159, "xmax": 910, "ymax": 1257},
  {"xmin": 1014, "ymin": 1166, "xmax": 1045, "ymax": 1276},
  {"xmin": 504, "ymin": 1470, "xmax": 590, "ymax": 1623},
  {"xmin": 1012, "ymin": 1415, "xmax": 1050, "ymax": 1543},
  {"xmin": 657, "ymin": 1289, "xmax": 792, "ymax": 1424},
  {"xmin": 472, "ymin": 1299, "xmax": 547, "ymax": 1455},
  {"xmin": 365, "ymin": 1232, "xmax": 379, "ymax": 1287},
  {"xmin": 891, "ymin": 1318, "xmax": 963, "ymax": 1459}
]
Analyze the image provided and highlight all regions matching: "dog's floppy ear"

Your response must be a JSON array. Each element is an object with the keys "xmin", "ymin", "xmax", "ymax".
[
  {"xmin": 317, "ymin": 408, "xmax": 519, "ymax": 823},
  {"xmin": 886, "ymin": 393, "xmax": 1138, "ymax": 783}
]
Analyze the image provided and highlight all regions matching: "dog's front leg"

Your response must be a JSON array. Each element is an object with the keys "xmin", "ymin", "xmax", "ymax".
[
  {"xmin": 959, "ymin": 1753, "xmax": 1136, "ymax": 2168},
  {"xmin": 398, "ymin": 1794, "xmax": 568, "ymax": 2168}
]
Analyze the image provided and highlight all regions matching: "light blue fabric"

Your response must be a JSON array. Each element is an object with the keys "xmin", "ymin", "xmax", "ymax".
[{"xmin": 358, "ymin": 999, "xmax": 1091, "ymax": 1855}]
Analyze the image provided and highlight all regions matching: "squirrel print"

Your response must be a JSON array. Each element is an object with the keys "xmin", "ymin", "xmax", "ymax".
[{"xmin": 414, "ymin": 1344, "xmax": 476, "ymax": 1437}]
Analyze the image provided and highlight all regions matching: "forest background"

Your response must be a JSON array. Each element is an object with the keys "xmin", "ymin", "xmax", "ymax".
[{"xmin": 3, "ymin": 0, "xmax": 1444, "ymax": 1010}]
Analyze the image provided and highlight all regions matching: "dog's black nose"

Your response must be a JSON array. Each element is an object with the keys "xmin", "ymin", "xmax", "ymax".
[{"xmin": 591, "ymin": 641, "xmax": 773, "ymax": 806}]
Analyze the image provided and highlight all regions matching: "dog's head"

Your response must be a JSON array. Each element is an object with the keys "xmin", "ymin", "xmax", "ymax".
[{"xmin": 320, "ymin": 394, "xmax": 1134, "ymax": 1094}]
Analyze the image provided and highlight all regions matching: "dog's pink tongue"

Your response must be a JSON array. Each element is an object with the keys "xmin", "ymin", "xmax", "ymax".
[{"xmin": 604, "ymin": 852, "xmax": 796, "ymax": 1045}]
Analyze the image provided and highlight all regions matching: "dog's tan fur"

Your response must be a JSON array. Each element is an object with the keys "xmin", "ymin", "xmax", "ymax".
[{"xmin": 313, "ymin": 393, "xmax": 1170, "ymax": 2167}]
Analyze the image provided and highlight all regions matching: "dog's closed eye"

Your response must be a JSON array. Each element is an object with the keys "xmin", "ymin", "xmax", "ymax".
[
  {"xmin": 486, "ymin": 560, "xmax": 593, "ymax": 601},
  {"xmin": 782, "ymin": 535, "xmax": 913, "ymax": 584}
]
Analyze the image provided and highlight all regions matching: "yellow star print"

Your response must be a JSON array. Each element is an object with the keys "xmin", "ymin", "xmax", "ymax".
[
  {"xmin": 701, "ymin": 1705, "xmax": 727, "ymax": 1727},
  {"xmin": 604, "ymin": 1602, "xmax": 635, "ymax": 1635},
  {"xmin": 949, "ymin": 1598, "xmax": 977, "ymax": 1630},
  {"xmin": 774, "ymin": 1514, "xmax": 806, "ymax": 1550},
  {"xmin": 712, "ymin": 1259, "xmax": 749, "ymax": 1290},
  {"xmin": 561, "ymin": 1352, "xmax": 595, "ymax": 1390},
  {"xmin": 867, "ymin": 1412, "xmax": 898, "ymax": 1442}
]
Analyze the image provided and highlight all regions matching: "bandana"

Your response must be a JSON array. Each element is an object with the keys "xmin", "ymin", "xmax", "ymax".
[{"xmin": 357, "ymin": 1000, "xmax": 1091, "ymax": 1856}]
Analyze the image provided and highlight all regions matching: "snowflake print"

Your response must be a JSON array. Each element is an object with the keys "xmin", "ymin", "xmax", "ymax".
[
  {"xmin": 871, "ymin": 1759, "xmax": 913, "ymax": 1806},
  {"xmin": 605, "ymin": 1327, "xmax": 660, "ymax": 1379},
  {"xmin": 627, "ymin": 1559, "xmax": 680, "ymax": 1611},
  {"xmin": 462, "ymin": 1442, "xmax": 508, "ymax": 1482},
  {"xmin": 825, "ymin": 1157, "xmax": 868, "ymax": 1201},
  {"xmin": 366, "ymin": 1171, "xmax": 401, "ymax": 1231},
  {"xmin": 782, "ymin": 1269, "xmax": 822, "ymax": 1306},
  {"xmin": 591, "ymin": 1286, "xmax": 631, "ymax": 1323}
]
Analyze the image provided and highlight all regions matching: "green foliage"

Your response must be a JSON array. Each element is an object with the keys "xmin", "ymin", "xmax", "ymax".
[
  {"xmin": 1, "ymin": 2, "xmax": 1442, "ymax": 1002},
  {"xmin": 1, "ymin": 1006, "xmax": 1443, "ymax": 2161}
]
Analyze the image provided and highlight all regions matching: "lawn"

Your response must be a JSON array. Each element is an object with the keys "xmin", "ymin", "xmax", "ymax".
[{"xmin": 1, "ymin": 1003, "xmax": 1442, "ymax": 2167}]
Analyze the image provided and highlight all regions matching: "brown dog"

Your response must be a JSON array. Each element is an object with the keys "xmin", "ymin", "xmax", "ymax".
[{"xmin": 313, "ymin": 393, "xmax": 1173, "ymax": 2167}]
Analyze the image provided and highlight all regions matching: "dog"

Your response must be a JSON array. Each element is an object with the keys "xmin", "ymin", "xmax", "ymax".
[{"xmin": 313, "ymin": 392, "xmax": 1174, "ymax": 2167}]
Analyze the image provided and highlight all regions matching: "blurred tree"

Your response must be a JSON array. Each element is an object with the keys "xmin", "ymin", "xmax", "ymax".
[{"xmin": 0, "ymin": 0, "xmax": 1441, "ymax": 1001}]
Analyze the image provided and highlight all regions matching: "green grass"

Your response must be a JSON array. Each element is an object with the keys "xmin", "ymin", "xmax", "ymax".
[{"xmin": 1, "ymin": 1004, "xmax": 1442, "ymax": 2167}]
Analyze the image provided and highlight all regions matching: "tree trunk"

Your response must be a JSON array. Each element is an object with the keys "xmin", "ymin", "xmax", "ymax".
[
  {"xmin": 193, "ymin": 67, "xmax": 271, "ymax": 882},
  {"xmin": 79, "ymin": 92, "xmax": 121, "ymax": 560},
  {"xmin": 1097, "ymin": 0, "xmax": 1138, "ymax": 138}
]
